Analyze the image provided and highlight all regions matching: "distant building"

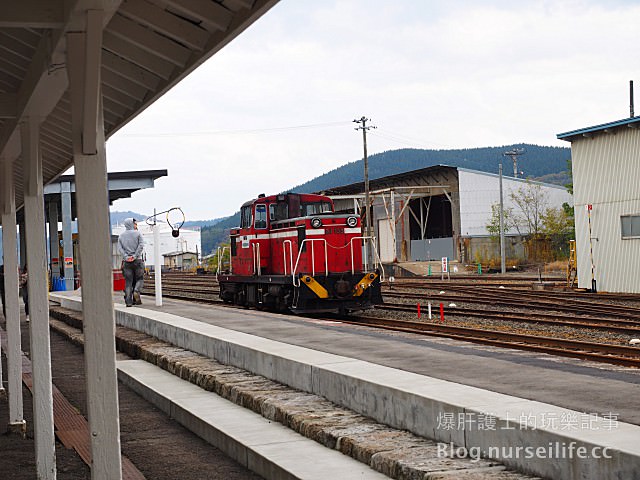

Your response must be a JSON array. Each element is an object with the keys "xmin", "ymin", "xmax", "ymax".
[
  {"xmin": 163, "ymin": 251, "xmax": 199, "ymax": 270},
  {"xmin": 112, "ymin": 222, "xmax": 201, "ymax": 268},
  {"xmin": 558, "ymin": 116, "xmax": 640, "ymax": 293},
  {"xmin": 323, "ymin": 165, "xmax": 572, "ymax": 266}
]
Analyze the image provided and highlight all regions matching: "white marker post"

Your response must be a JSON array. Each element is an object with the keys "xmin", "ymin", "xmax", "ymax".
[
  {"xmin": 153, "ymin": 210, "xmax": 162, "ymax": 306},
  {"xmin": 441, "ymin": 256, "xmax": 450, "ymax": 281}
]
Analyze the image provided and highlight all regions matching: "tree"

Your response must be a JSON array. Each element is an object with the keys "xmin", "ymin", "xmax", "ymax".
[
  {"xmin": 540, "ymin": 206, "xmax": 572, "ymax": 236},
  {"xmin": 208, "ymin": 242, "xmax": 231, "ymax": 272},
  {"xmin": 486, "ymin": 203, "xmax": 516, "ymax": 238},
  {"xmin": 510, "ymin": 182, "xmax": 548, "ymax": 236},
  {"xmin": 564, "ymin": 158, "xmax": 573, "ymax": 195}
]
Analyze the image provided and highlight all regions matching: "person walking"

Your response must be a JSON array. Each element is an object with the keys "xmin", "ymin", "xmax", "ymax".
[
  {"xmin": 0, "ymin": 265, "xmax": 5, "ymax": 318},
  {"xmin": 118, "ymin": 218, "xmax": 145, "ymax": 307},
  {"xmin": 20, "ymin": 264, "xmax": 28, "ymax": 320}
]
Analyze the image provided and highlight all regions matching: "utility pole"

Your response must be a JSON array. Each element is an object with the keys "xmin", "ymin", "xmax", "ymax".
[
  {"xmin": 499, "ymin": 163, "xmax": 506, "ymax": 274},
  {"xmin": 503, "ymin": 148, "xmax": 525, "ymax": 178},
  {"xmin": 354, "ymin": 116, "xmax": 376, "ymax": 269}
]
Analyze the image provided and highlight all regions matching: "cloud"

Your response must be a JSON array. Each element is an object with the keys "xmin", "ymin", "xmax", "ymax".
[{"xmin": 106, "ymin": 0, "xmax": 640, "ymax": 219}]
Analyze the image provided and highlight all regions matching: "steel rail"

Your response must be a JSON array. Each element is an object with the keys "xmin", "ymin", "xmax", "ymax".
[{"xmin": 338, "ymin": 316, "xmax": 640, "ymax": 368}]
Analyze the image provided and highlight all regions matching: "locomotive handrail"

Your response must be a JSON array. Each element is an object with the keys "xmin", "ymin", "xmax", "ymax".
[
  {"xmin": 349, "ymin": 236, "xmax": 385, "ymax": 282},
  {"xmin": 292, "ymin": 238, "xmax": 328, "ymax": 287},
  {"xmin": 252, "ymin": 242, "xmax": 261, "ymax": 276},
  {"xmin": 282, "ymin": 240, "xmax": 294, "ymax": 276},
  {"xmin": 215, "ymin": 246, "xmax": 230, "ymax": 280}
]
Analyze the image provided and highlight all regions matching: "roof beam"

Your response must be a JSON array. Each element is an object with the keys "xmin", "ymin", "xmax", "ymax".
[
  {"xmin": 0, "ymin": 0, "xmax": 123, "ymax": 162},
  {"xmin": 164, "ymin": 0, "xmax": 233, "ymax": 32},
  {"xmin": 119, "ymin": 0, "xmax": 209, "ymax": 51},
  {"xmin": 102, "ymin": 50, "xmax": 162, "ymax": 90},
  {"xmin": 103, "ymin": 31, "xmax": 175, "ymax": 79},
  {"xmin": 0, "ymin": 93, "xmax": 17, "ymax": 119},
  {"xmin": 223, "ymin": 0, "xmax": 256, "ymax": 11},
  {"xmin": 108, "ymin": 14, "xmax": 192, "ymax": 66},
  {"xmin": 101, "ymin": 68, "xmax": 149, "ymax": 101},
  {"xmin": 0, "ymin": 1, "xmax": 65, "ymax": 28}
]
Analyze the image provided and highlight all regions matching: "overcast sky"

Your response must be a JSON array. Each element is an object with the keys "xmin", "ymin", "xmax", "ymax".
[{"xmin": 104, "ymin": 0, "xmax": 640, "ymax": 221}]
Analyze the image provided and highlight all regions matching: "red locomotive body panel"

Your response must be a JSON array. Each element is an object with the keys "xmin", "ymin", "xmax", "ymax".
[{"xmin": 220, "ymin": 193, "xmax": 382, "ymax": 313}]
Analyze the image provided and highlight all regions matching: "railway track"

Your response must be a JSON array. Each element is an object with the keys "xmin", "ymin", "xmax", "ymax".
[
  {"xmin": 337, "ymin": 315, "xmax": 640, "ymax": 369},
  {"xmin": 377, "ymin": 303, "xmax": 640, "ymax": 335},
  {"xmin": 141, "ymin": 274, "xmax": 640, "ymax": 369}
]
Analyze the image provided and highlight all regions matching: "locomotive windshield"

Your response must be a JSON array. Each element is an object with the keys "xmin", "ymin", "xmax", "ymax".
[
  {"xmin": 301, "ymin": 202, "xmax": 333, "ymax": 216},
  {"xmin": 255, "ymin": 204, "xmax": 267, "ymax": 229}
]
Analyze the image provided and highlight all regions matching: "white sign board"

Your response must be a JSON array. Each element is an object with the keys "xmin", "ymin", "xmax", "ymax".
[{"xmin": 441, "ymin": 257, "xmax": 449, "ymax": 273}]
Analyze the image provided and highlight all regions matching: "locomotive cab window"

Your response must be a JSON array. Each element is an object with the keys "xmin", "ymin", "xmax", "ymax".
[
  {"xmin": 255, "ymin": 204, "xmax": 267, "ymax": 229},
  {"xmin": 241, "ymin": 206, "xmax": 252, "ymax": 229},
  {"xmin": 302, "ymin": 202, "xmax": 333, "ymax": 216},
  {"xmin": 269, "ymin": 202, "xmax": 288, "ymax": 222}
]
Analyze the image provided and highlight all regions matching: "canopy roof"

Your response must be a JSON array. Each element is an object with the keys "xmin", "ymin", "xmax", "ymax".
[{"xmin": 0, "ymin": 0, "xmax": 278, "ymax": 208}]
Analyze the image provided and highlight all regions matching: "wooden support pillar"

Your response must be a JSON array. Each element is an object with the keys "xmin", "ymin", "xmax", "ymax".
[
  {"xmin": 1, "ymin": 158, "xmax": 25, "ymax": 434},
  {"xmin": 22, "ymin": 116, "xmax": 57, "ymax": 479},
  {"xmin": 60, "ymin": 181, "xmax": 74, "ymax": 289},
  {"xmin": 67, "ymin": 11, "xmax": 123, "ymax": 479}
]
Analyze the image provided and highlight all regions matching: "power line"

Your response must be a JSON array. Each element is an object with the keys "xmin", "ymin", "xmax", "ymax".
[{"xmin": 119, "ymin": 120, "xmax": 352, "ymax": 138}]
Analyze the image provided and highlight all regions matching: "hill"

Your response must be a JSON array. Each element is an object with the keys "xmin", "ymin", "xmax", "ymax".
[
  {"xmin": 110, "ymin": 211, "xmax": 224, "ymax": 229},
  {"xmin": 289, "ymin": 143, "xmax": 570, "ymax": 194},
  {"xmin": 199, "ymin": 144, "xmax": 572, "ymax": 255}
]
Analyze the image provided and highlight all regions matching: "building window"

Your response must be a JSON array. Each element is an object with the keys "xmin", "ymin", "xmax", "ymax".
[{"xmin": 621, "ymin": 215, "xmax": 640, "ymax": 239}]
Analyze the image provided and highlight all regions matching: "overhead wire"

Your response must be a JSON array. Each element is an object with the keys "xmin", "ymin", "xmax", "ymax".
[{"xmin": 119, "ymin": 120, "xmax": 352, "ymax": 138}]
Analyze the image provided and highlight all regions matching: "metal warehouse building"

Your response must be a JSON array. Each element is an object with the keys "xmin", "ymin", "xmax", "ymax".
[
  {"xmin": 558, "ymin": 116, "xmax": 640, "ymax": 293},
  {"xmin": 324, "ymin": 165, "xmax": 572, "ymax": 265}
]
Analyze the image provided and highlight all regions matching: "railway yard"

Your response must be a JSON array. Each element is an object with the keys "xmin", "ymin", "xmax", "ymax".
[
  {"xmin": 4, "ymin": 270, "xmax": 640, "ymax": 480},
  {"xmin": 143, "ymin": 271, "xmax": 640, "ymax": 369}
]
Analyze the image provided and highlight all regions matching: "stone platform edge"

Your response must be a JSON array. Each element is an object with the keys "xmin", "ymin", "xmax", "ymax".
[{"xmin": 50, "ymin": 292, "xmax": 640, "ymax": 480}]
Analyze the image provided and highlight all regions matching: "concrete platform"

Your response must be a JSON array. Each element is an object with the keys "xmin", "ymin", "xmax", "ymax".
[
  {"xmin": 117, "ymin": 359, "xmax": 387, "ymax": 480},
  {"xmin": 51, "ymin": 292, "xmax": 640, "ymax": 480}
]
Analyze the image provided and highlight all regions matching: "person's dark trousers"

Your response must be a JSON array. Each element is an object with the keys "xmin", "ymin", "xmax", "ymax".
[
  {"xmin": 22, "ymin": 287, "xmax": 28, "ymax": 316},
  {"xmin": 1, "ymin": 287, "xmax": 5, "ymax": 317},
  {"xmin": 122, "ymin": 258, "xmax": 145, "ymax": 306}
]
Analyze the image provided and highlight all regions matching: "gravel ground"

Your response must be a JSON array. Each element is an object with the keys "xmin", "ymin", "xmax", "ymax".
[{"xmin": 371, "ymin": 286, "xmax": 640, "ymax": 347}]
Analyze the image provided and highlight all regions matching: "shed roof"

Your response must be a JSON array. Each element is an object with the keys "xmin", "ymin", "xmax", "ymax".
[
  {"xmin": 322, "ymin": 164, "xmax": 567, "ymax": 196},
  {"xmin": 557, "ymin": 116, "xmax": 640, "ymax": 141},
  {"xmin": 163, "ymin": 250, "xmax": 198, "ymax": 257}
]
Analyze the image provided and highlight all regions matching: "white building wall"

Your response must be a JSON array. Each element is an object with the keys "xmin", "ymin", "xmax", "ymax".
[
  {"xmin": 571, "ymin": 128, "xmax": 640, "ymax": 293},
  {"xmin": 112, "ymin": 223, "xmax": 202, "ymax": 266},
  {"xmin": 458, "ymin": 169, "xmax": 572, "ymax": 237}
]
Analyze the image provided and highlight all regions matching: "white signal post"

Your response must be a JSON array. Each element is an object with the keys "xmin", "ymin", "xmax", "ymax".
[
  {"xmin": 153, "ymin": 209, "xmax": 162, "ymax": 306},
  {"xmin": 441, "ymin": 257, "xmax": 450, "ymax": 281},
  {"xmin": 586, "ymin": 204, "xmax": 596, "ymax": 292}
]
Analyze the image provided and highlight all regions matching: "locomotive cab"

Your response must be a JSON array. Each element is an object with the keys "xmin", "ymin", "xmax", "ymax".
[{"xmin": 219, "ymin": 193, "xmax": 383, "ymax": 313}]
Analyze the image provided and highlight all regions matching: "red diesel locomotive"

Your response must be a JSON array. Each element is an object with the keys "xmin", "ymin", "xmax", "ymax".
[{"xmin": 218, "ymin": 193, "xmax": 383, "ymax": 313}]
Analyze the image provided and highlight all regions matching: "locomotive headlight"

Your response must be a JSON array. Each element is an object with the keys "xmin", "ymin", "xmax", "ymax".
[
  {"xmin": 346, "ymin": 216, "xmax": 358, "ymax": 228},
  {"xmin": 311, "ymin": 217, "xmax": 322, "ymax": 228}
]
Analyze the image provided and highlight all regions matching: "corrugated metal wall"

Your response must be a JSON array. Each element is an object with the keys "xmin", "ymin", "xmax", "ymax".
[
  {"xmin": 571, "ymin": 128, "xmax": 640, "ymax": 293},
  {"xmin": 458, "ymin": 170, "xmax": 572, "ymax": 236}
]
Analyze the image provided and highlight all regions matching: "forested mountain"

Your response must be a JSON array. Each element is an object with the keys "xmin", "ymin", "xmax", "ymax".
[
  {"xmin": 201, "ymin": 143, "xmax": 571, "ymax": 254},
  {"xmin": 290, "ymin": 143, "xmax": 570, "ymax": 194},
  {"xmin": 110, "ymin": 211, "xmax": 223, "ymax": 229}
]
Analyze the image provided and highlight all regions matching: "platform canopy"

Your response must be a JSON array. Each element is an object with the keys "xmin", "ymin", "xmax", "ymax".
[{"xmin": 0, "ymin": 0, "xmax": 278, "ymax": 206}]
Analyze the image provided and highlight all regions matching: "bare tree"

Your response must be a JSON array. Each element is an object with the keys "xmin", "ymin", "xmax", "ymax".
[{"xmin": 510, "ymin": 182, "xmax": 548, "ymax": 236}]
